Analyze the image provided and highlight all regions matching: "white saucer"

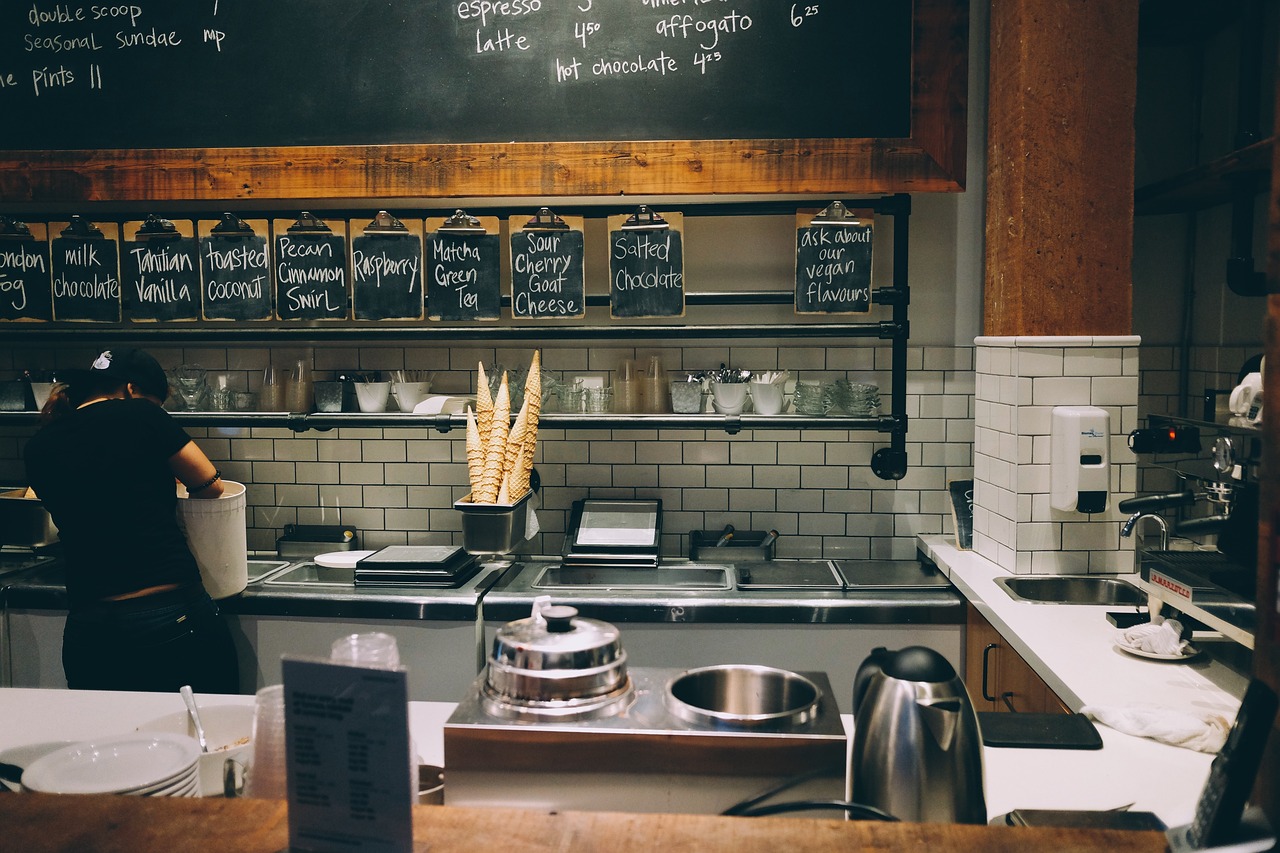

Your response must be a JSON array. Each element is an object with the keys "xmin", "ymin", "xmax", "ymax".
[
  {"xmin": 314, "ymin": 550, "xmax": 376, "ymax": 569},
  {"xmin": 1116, "ymin": 642, "xmax": 1200, "ymax": 662}
]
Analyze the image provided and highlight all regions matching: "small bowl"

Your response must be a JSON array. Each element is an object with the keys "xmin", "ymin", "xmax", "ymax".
[{"xmin": 136, "ymin": 704, "xmax": 255, "ymax": 796}]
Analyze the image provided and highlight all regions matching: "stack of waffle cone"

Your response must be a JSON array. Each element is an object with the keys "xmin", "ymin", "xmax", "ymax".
[{"xmin": 466, "ymin": 351, "xmax": 541, "ymax": 504}]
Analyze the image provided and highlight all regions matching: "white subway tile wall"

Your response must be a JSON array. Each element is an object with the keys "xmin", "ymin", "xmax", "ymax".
[
  {"xmin": 0, "ymin": 341, "xmax": 1241, "ymax": 563},
  {"xmin": 973, "ymin": 336, "xmax": 1141, "ymax": 575},
  {"xmin": 0, "ymin": 343, "xmax": 976, "ymax": 560}
]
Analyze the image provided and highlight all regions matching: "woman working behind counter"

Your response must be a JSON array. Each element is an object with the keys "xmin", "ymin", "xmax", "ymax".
[{"xmin": 23, "ymin": 349, "xmax": 239, "ymax": 694}]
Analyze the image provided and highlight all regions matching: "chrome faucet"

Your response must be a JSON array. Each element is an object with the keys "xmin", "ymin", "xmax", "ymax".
[{"xmin": 1121, "ymin": 512, "xmax": 1169, "ymax": 551}]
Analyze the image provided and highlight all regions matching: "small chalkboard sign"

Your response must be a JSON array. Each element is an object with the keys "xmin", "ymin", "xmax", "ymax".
[
  {"xmin": 51, "ymin": 217, "xmax": 121, "ymax": 323},
  {"xmin": 0, "ymin": 218, "xmax": 52, "ymax": 322},
  {"xmin": 508, "ymin": 210, "xmax": 586, "ymax": 320},
  {"xmin": 273, "ymin": 214, "xmax": 350, "ymax": 321},
  {"xmin": 949, "ymin": 479, "xmax": 975, "ymax": 551},
  {"xmin": 426, "ymin": 211, "xmax": 501, "ymax": 322},
  {"xmin": 198, "ymin": 215, "xmax": 273, "ymax": 322},
  {"xmin": 350, "ymin": 212, "xmax": 425, "ymax": 321},
  {"xmin": 123, "ymin": 216, "xmax": 200, "ymax": 323},
  {"xmin": 608, "ymin": 208, "xmax": 685, "ymax": 319},
  {"xmin": 795, "ymin": 203, "xmax": 874, "ymax": 315}
]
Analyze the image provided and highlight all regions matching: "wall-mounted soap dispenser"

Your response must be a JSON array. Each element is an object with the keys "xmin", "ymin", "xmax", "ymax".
[{"xmin": 1050, "ymin": 406, "xmax": 1111, "ymax": 514}]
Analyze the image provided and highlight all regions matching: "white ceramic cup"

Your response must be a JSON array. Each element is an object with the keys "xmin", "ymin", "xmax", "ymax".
[
  {"xmin": 711, "ymin": 382, "xmax": 748, "ymax": 415},
  {"xmin": 750, "ymin": 382, "xmax": 785, "ymax": 415},
  {"xmin": 355, "ymin": 381, "xmax": 391, "ymax": 413},
  {"xmin": 391, "ymin": 381, "xmax": 431, "ymax": 411}
]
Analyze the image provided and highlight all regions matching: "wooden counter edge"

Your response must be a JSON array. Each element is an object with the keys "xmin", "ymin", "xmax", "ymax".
[{"xmin": 0, "ymin": 793, "xmax": 1170, "ymax": 853}]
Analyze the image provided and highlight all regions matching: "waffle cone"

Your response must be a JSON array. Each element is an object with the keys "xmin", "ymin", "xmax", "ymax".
[
  {"xmin": 476, "ymin": 362, "xmax": 494, "ymax": 442},
  {"xmin": 465, "ymin": 406, "xmax": 484, "ymax": 495},
  {"xmin": 475, "ymin": 373, "xmax": 510, "ymax": 503}
]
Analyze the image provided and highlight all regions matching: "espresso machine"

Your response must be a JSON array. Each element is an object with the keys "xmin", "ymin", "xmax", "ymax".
[{"xmin": 1123, "ymin": 421, "xmax": 1260, "ymax": 648}]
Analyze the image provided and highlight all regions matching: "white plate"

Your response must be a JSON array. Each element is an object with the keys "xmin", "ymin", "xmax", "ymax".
[
  {"xmin": 22, "ymin": 733, "xmax": 201, "ymax": 795},
  {"xmin": 314, "ymin": 550, "xmax": 376, "ymax": 568},
  {"xmin": 0, "ymin": 741, "xmax": 74, "ymax": 791},
  {"xmin": 1116, "ymin": 642, "xmax": 1201, "ymax": 661}
]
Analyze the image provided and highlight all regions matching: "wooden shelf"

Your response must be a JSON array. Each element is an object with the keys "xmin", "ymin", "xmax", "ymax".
[{"xmin": 1134, "ymin": 136, "xmax": 1274, "ymax": 215}]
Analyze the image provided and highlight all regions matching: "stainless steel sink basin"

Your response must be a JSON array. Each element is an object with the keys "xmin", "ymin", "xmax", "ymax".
[
  {"xmin": 263, "ymin": 562, "xmax": 354, "ymax": 587},
  {"xmin": 995, "ymin": 575, "xmax": 1145, "ymax": 606},
  {"xmin": 531, "ymin": 565, "xmax": 732, "ymax": 591},
  {"xmin": 247, "ymin": 559, "xmax": 292, "ymax": 584}
]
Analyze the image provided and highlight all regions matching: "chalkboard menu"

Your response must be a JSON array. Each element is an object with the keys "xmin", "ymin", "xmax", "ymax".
[
  {"xmin": 794, "ymin": 207, "xmax": 874, "ymax": 315},
  {"xmin": 51, "ymin": 217, "xmax": 120, "ymax": 322},
  {"xmin": 122, "ymin": 217, "xmax": 200, "ymax": 323},
  {"xmin": 608, "ymin": 211, "xmax": 685, "ymax": 319},
  {"xmin": 426, "ymin": 214, "xmax": 501, "ymax": 322},
  {"xmin": 508, "ymin": 212, "xmax": 586, "ymax": 320},
  {"xmin": 350, "ymin": 213, "xmax": 424, "ymax": 321},
  {"xmin": 198, "ymin": 216, "xmax": 273, "ymax": 321},
  {"xmin": 0, "ymin": 2, "xmax": 912, "ymax": 150},
  {"xmin": 273, "ymin": 215, "xmax": 349, "ymax": 321},
  {"xmin": 0, "ymin": 219, "xmax": 52, "ymax": 322}
]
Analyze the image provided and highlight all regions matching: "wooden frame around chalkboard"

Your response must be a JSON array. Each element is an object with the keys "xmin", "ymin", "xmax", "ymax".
[{"xmin": 0, "ymin": 0, "xmax": 965, "ymax": 204}]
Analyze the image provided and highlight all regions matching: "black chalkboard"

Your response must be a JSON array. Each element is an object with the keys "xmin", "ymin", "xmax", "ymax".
[
  {"xmin": 198, "ymin": 218, "xmax": 273, "ymax": 322},
  {"xmin": 123, "ymin": 220, "xmax": 200, "ymax": 323},
  {"xmin": 351, "ymin": 222, "xmax": 424, "ymax": 321},
  {"xmin": 426, "ymin": 225, "xmax": 501, "ymax": 322},
  {"xmin": 0, "ymin": 2, "xmax": 912, "ymax": 150},
  {"xmin": 273, "ymin": 218, "xmax": 349, "ymax": 321},
  {"xmin": 508, "ymin": 217, "xmax": 586, "ymax": 320},
  {"xmin": 51, "ymin": 219, "xmax": 120, "ymax": 322},
  {"xmin": 608, "ymin": 215, "xmax": 685, "ymax": 319},
  {"xmin": 794, "ymin": 214, "xmax": 874, "ymax": 315},
  {"xmin": 0, "ymin": 222, "xmax": 53, "ymax": 322}
]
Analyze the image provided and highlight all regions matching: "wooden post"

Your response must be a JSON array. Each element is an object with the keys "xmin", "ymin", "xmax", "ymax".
[{"xmin": 984, "ymin": 0, "xmax": 1139, "ymax": 336}]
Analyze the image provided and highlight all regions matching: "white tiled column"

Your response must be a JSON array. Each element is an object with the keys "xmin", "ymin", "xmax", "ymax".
[{"xmin": 973, "ymin": 336, "xmax": 1140, "ymax": 575}]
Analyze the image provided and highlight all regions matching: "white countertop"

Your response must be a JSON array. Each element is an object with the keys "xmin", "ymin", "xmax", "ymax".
[
  {"xmin": 918, "ymin": 533, "xmax": 1251, "ymax": 828},
  {"xmin": 0, "ymin": 541, "xmax": 1254, "ymax": 829}
]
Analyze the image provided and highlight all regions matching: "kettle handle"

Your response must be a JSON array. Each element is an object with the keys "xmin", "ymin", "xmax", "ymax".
[{"xmin": 852, "ymin": 646, "xmax": 890, "ymax": 717}]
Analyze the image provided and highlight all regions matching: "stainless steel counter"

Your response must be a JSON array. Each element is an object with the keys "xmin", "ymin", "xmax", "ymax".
[
  {"xmin": 480, "ymin": 557, "xmax": 964, "ymax": 625},
  {"xmin": 2, "ymin": 556, "xmax": 964, "ymax": 624}
]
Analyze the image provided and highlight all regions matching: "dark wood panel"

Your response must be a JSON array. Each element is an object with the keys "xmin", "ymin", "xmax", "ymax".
[{"xmin": 0, "ymin": 0, "xmax": 967, "ymax": 204}]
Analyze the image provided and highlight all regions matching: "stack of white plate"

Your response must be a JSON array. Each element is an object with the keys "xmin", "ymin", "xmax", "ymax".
[{"xmin": 22, "ymin": 733, "xmax": 202, "ymax": 797}]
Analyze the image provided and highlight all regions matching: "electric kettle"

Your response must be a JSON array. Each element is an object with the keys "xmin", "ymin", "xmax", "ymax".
[{"xmin": 850, "ymin": 646, "xmax": 986, "ymax": 824}]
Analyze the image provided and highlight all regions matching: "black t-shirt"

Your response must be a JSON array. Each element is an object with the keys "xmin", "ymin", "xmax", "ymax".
[{"xmin": 24, "ymin": 398, "xmax": 203, "ymax": 609}]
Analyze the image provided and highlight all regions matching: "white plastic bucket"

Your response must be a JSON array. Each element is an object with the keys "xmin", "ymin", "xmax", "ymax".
[{"xmin": 177, "ymin": 480, "xmax": 248, "ymax": 599}]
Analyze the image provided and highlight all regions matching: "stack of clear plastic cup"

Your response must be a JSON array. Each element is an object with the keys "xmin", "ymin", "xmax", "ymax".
[
  {"xmin": 330, "ymin": 632, "xmax": 417, "ymax": 795},
  {"xmin": 330, "ymin": 632, "xmax": 401, "ymax": 669},
  {"xmin": 243, "ymin": 684, "xmax": 287, "ymax": 799}
]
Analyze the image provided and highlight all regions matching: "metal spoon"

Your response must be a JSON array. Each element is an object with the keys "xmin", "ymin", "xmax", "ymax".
[{"xmin": 180, "ymin": 685, "xmax": 209, "ymax": 753}]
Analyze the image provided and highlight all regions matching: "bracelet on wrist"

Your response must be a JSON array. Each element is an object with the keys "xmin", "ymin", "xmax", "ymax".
[{"xmin": 190, "ymin": 470, "xmax": 221, "ymax": 493}]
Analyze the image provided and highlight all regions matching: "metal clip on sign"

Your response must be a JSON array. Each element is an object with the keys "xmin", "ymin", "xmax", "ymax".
[
  {"xmin": 362, "ymin": 210, "xmax": 410, "ymax": 236},
  {"xmin": 809, "ymin": 200, "xmax": 871, "ymax": 228},
  {"xmin": 622, "ymin": 205, "xmax": 669, "ymax": 231},
  {"xmin": 135, "ymin": 214, "xmax": 183, "ymax": 242},
  {"xmin": 438, "ymin": 209, "xmax": 487, "ymax": 234},
  {"xmin": 523, "ymin": 207, "xmax": 570, "ymax": 231},
  {"xmin": 286, "ymin": 211, "xmax": 333, "ymax": 235}
]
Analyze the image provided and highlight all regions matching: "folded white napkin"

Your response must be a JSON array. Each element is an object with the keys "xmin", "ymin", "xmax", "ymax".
[
  {"xmin": 1081, "ymin": 704, "xmax": 1230, "ymax": 753},
  {"xmin": 1115, "ymin": 619, "xmax": 1188, "ymax": 656}
]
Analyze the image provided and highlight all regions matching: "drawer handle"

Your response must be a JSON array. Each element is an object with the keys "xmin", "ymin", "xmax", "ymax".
[{"xmin": 981, "ymin": 642, "xmax": 998, "ymax": 702}]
